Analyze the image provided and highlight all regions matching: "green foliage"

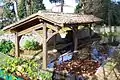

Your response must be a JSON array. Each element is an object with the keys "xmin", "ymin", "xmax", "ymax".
[
  {"xmin": 75, "ymin": 3, "xmax": 82, "ymax": 13},
  {"xmin": 109, "ymin": 2, "xmax": 120, "ymax": 26},
  {"xmin": 18, "ymin": 0, "xmax": 27, "ymax": 19},
  {"xmin": 3, "ymin": 2, "xmax": 16, "ymax": 25},
  {"xmin": 0, "ymin": 30, "xmax": 4, "ymax": 36},
  {"xmin": 39, "ymin": 71, "xmax": 52, "ymax": 80},
  {"xmin": 0, "ymin": 58, "xmax": 39, "ymax": 80},
  {"xmin": 18, "ymin": 0, "xmax": 46, "ymax": 19},
  {"xmin": 23, "ymin": 40, "xmax": 40, "ymax": 50},
  {"xmin": 75, "ymin": 0, "xmax": 120, "ymax": 26},
  {"xmin": 0, "ymin": 39, "xmax": 14, "ymax": 54},
  {"xmin": 0, "ymin": 57, "xmax": 53, "ymax": 80},
  {"xmin": 32, "ymin": 0, "xmax": 46, "ymax": 13},
  {"xmin": 0, "ymin": 22, "xmax": 4, "ymax": 29}
]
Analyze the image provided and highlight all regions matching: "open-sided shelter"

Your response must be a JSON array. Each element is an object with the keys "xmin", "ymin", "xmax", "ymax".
[{"xmin": 3, "ymin": 11, "xmax": 102, "ymax": 69}]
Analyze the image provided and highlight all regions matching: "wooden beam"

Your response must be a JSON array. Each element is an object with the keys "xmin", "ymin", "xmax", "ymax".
[
  {"xmin": 42, "ymin": 22, "xmax": 47, "ymax": 69},
  {"xmin": 15, "ymin": 32, "xmax": 21, "ymax": 57},
  {"xmin": 47, "ymin": 24, "xmax": 58, "ymax": 32},
  {"xmin": 18, "ymin": 23, "xmax": 43, "ymax": 36},
  {"xmin": 89, "ymin": 24, "xmax": 92, "ymax": 38}
]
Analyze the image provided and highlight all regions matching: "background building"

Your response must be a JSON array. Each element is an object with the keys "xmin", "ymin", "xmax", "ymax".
[{"xmin": 43, "ymin": 0, "xmax": 79, "ymax": 13}]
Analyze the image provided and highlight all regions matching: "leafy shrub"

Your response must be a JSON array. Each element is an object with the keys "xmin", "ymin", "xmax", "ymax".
[
  {"xmin": 0, "ymin": 57, "xmax": 53, "ymax": 80},
  {"xmin": 0, "ymin": 39, "xmax": 14, "ymax": 54},
  {"xmin": 23, "ymin": 40, "xmax": 40, "ymax": 50},
  {"xmin": 0, "ymin": 58, "xmax": 39, "ymax": 80},
  {"xmin": 39, "ymin": 71, "xmax": 52, "ymax": 80}
]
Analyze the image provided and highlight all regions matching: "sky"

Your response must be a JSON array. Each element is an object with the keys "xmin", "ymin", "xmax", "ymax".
[{"xmin": 116, "ymin": 0, "xmax": 120, "ymax": 1}]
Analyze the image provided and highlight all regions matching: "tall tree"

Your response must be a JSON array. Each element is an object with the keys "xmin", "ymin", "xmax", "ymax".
[
  {"xmin": 18, "ymin": 0, "xmax": 27, "ymax": 19},
  {"xmin": 26, "ymin": 0, "xmax": 46, "ymax": 15},
  {"xmin": 3, "ymin": 1, "xmax": 16, "ymax": 25},
  {"xmin": 76, "ymin": 0, "xmax": 120, "ymax": 25},
  {"xmin": 76, "ymin": 0, "xmax": 111, "ymax": 24},
  {"xmin": 75, "ymin": 0, "xmax": 120, "ymax": 42},
  {"xmin": 32, "ymin": 0, "xmax": 46, "ymax": 13},
  {"xmin": 18, "ymin": 0, "xmax": 46, "ymax": 19}
]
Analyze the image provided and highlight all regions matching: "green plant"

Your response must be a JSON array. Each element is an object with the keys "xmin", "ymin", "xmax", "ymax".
[
  {"xmin": 0, "ymin": 39, "xmax": 14, "ymax": 54},
  {"xmin": 18, "ymin": 0, "xmax": 27, "ymax": 19},
  {"xmin": 3, "ymin": 1, "xmax": 16, "ymax": 25},
  {"xmin": 23, "ymin": 40, "xmax": 40, "ymax": 50},
  {"xmin": 0, "ymin": 55, "xmax": 53, "ymax": 80},
  {"xmin": 0, "ymin": 30, "xmax": 4, "ymax": 36},
  {"xmin": 0, "ymin": 57, "xmax": 39, "ymax": 80},
  {"xmin": 39, "ymin": 71, "xmax": 52, "ymax": 80}
]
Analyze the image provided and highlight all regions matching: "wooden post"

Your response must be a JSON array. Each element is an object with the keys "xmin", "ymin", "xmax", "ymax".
[
  {"xmin": 15, "ymin": 32, "xmax": 21, "ymax": 57},
  {"xmin": 89, "ymin": 24, "xmax": 92, "ymax": 40},
  {"xmin": 42, "ymin": 22, "xmax": 47, "ymax": 69},
  {"xmin": 53, "ymin": 35, "xmax": 56, "ymax": 49},
  {"xmin": 73, "ymin": 27, "xmax": 78, "ymax": 51}
]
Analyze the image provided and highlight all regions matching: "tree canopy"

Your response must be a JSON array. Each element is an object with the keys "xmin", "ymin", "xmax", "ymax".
[
  {"xmin": 32, "ymin": 0, "xmax": 46, "ymax": 13},
  {"xmin": 18, "ymin": 0, "xmax": 46, "ymax": 19},
  {"xmin": 75, "ymin": 0, "xmax": 120, "ymax": 26},
  {"xmin": 1, "ymin": 0, "xmax": 46, "ymax": 27},
  {"xmin": 18, "ymin": 0, "xmax": 27, "ymax": 19},
  {"xmin": 3, "ymin": 2, "xmax": 16, "ymax": 25}
]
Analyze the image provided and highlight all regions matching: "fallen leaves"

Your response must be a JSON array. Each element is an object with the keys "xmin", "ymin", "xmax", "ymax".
[{"xmin": 55, "ymin": 59, "xmax": 100, "ymax": 76}]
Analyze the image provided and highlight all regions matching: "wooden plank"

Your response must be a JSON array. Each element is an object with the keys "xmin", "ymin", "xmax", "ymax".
[
  {"xmin": 42, "ymin": 22, "xmax": 47, "ymax": 69},
  {"xmin": 18, "ymin": 23, "xmax": 43, "ymax": 36}
]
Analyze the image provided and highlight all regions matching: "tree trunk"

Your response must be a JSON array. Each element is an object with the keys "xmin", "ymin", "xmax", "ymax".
[
  {"xmin": 108, "ymin": 0, "xmax": 112, "ymax": 43},
  {"xmin": 61, "ymin": 0, "xmax": 64, "ymax": 12}
]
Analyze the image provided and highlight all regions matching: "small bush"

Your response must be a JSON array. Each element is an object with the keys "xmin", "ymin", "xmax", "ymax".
[
  {"xmin": 23, "ymin": 40, "xmax": 40, "ymax": 50},
  {"xmin": 0, "ymin": 39, "xmax": 14, "ymax": 54}
]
